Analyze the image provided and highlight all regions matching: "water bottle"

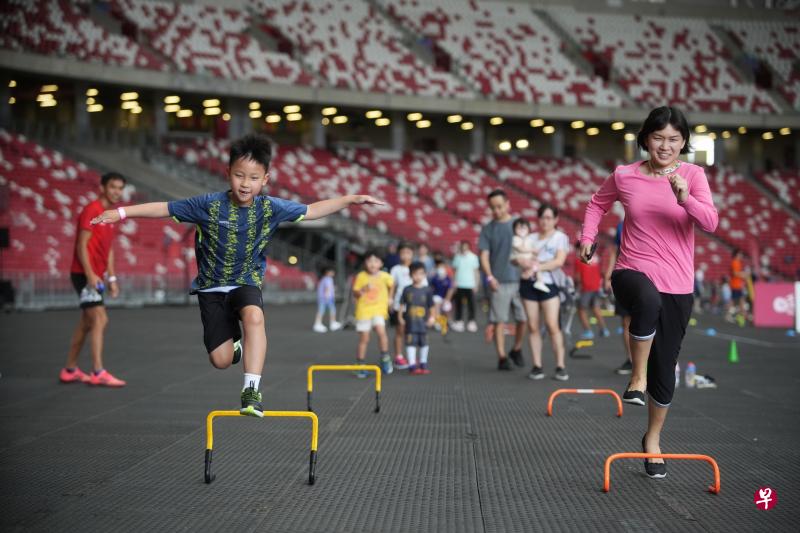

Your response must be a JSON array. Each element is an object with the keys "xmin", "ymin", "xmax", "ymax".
[
  {"xmin": 685, "ymin": 362, "xmax": 696, "ymax": 388},
  {"xmin": 675, "ymin": 362, "xmax": 680, "ymax": 388}
]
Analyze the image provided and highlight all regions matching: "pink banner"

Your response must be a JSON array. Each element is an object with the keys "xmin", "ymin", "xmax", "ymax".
[{"xmin": 753, "ymin": 282, "xmax": 796, "ymax": 328}]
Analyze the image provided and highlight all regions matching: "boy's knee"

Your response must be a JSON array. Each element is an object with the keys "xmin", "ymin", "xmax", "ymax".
[
  {"xmin": 208, "ymin": 351, "xmax": 232, "ymax": 369},
  {"xmin": 241, "ymin": 308, "xmax": 264, "ymax": 329}
]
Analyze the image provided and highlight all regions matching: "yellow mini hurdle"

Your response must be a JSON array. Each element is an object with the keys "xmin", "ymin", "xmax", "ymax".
[{"xmin": 306, "ymin": 364, "xmax": 382, "ymax": 413}]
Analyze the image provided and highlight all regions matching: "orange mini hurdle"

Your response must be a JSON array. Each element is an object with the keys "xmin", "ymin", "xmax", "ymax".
[
  {"xmin": 603, "ymin": 453, "xmax": 721, "ymax": 494},
  {"xmin": 547, "ymin": 389, "xmax": 623, "ymax": 417}
]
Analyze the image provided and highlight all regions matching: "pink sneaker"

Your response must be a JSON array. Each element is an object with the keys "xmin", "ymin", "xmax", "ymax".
[
  {"xmin": 393, "ymin": 354, "xmax": 410, "ymax": 370},
  {"xmin": 88, "ymin": 369, "xmax": 126, "ymax": 387},
  {"xmin": 59, "ymin": 367, "xmax": 91, "ymax": 384}
]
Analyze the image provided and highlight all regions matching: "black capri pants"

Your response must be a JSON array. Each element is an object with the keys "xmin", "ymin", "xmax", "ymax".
[{"xmin": 611, "ymin": 269, "xmax": 693, "ymax": 407}]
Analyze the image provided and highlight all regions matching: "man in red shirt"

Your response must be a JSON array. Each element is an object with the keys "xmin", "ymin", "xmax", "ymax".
[
  {"xmin": 574, "ymin": 243, "xmax": 609, "ymax": 339},
  {"xmin": 60, "ymin": 172, "xmax": 127, "ymax": 387}
]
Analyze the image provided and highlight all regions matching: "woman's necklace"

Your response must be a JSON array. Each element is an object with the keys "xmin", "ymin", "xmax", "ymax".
[{"xmin": 648, "ymin": 159, "xmax": 681, "ymax": 176}]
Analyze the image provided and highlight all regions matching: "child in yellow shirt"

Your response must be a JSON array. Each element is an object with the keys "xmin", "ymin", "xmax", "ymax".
[{"xmin": 352, "ymin": 250, "xmax": 394, "ymax": 375}]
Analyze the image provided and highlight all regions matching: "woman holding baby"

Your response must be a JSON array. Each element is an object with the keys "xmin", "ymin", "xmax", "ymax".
[{"xmin": 511, "ymin": 203, "xmax": 570, "ymax": 381}]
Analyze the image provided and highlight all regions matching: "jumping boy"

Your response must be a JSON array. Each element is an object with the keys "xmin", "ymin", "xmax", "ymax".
[
  {"xmin": 399, "ymin": 262, "xmax": 436, "ymax": 374},
  {"xmin": 91, "ymin": 134, "xmax": 383, "ymax": 416},
  {"xmin": 352, "ymin": 250, "xmax": 394, "ymax": 375}
]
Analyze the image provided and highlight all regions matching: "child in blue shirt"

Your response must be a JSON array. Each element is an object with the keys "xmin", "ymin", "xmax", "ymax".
[
  {"xmin": 91, "ymin": 133, "xmax": 382, "ymax": 416},
  {"xmin": 313, "ymin": 267, "xmax": 340, "ymax": 332}
]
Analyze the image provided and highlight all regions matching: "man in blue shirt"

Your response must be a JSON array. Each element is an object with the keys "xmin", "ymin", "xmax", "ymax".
[{"xmin": 91, "ymin": 134, "xmax": 383, "ymax": 417}]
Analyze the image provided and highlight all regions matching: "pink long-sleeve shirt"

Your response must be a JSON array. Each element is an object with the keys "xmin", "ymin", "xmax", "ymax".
[{"xmin": 580, "ymin": 161, "xmax": 719, "ymax": 294}]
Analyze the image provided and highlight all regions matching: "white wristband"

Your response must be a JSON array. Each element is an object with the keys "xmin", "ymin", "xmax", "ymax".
[
  {"xmin": 108, "ymin": 276, "xmax": 118, "ymax": 283},
  {"xmin": 117, "ymin": 207, "xmax": 127, "ymax": 220}
]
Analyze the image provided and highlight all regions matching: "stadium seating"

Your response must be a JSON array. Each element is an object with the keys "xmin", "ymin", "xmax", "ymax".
[
  {"xmin": 382, "ymin": 0, "xmax": 622, "ymax": 106},
  {"xmin": 722, "ymin": 20, "xmax": 800, "ymax": 110},
  {"xmin": 706, "ymin": 165, "xmax": 799, "ymax": 277},
  {"xmin": 111, "ymin": 0, "xmax": 314, "ymax": 85},
  {"xmin": 0, "ymin": 0, "xmax": 164, "ymax": 70},
  {"xmin": 550, "ymin": 7, "xmax": 780, "ymax": 113},
  {"xmin": 0, "ymin": 130, "xmax": 311, "ymax": 289},
  {"xmin": 164, "ymin": 138, "xmax": 478, "ymax": 255},
  {"xmin": 250, "ymin": 0, "xmax": 470, "ymax": 97},
  {"xmin": 756, "ymin": 169, "xmax": 800, "ymax": 210}
]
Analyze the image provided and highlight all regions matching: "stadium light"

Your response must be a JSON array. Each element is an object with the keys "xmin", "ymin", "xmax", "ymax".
[
  {"xmin": 87, "ymin": 104, "xmax": 103, "ymax": 112},
  {"xmin": 288, "ymin": 256, "xmax": 298, "ymax": 265},
  {"xmin": 694, "ymin": 124, "xmax": 707, "ymax": 133},
  {"xmin": 164, "ymin": 104, "xmax": 180, "ymax": 113},
  {"xmin": 222, "ymin": 113, "xmax": 231, "ymax": 121},
  {"xmin": 266, "ymin": 114, "xmax": 281, "ymax": 123},
  {"xmin": 8, "ymin": 80, "xmax": 16, "ymax": 88},
  {"xmin": 204, "ymin": 99, "xmax": 221, "ymax": 108},
  {"xmin": 321, "ymin": 117, "xmax": 330, "ymax": 126},
  {"xmin": 322, "ymin": 107, "xmax": 337, "ymax": 116},
  {"xmin": 738, "ymin": 126, "xmax": 747, "ymax": 134},
  {"xmin": 120, "ymin": 92, "xmax": 138, "ymax": 101},
  {"xmin": 283, "ymin": 104, "xmax": 301, "ymax": 113},
  {"xmin": 542, "ymin": 125, "xmax": 555, "ymax": 135},
  {"xmin": 287, "ymin": 113, "xmax": 303, "ymax": 121},
  {"xmin": 176, "ymin": 109, "xmax": 193, "ymax": 118},
  {"xmin": 36, "ymin": 94, "xmax": 54, "ymax": 102},
  {"xmin": 762, "ymin": 132, "xmax": 774, "ymax": 140},
  {"xmin": 529, "ymin": 118, "xmax": 544, "ymax": 128},
  {"xmin": 121, "ymin": 101, "xmax": 138, "ymax": 110},
  {"xmin": 516, "ymin": 139, "xmax": 529, "ymax": 149},
  {"xmin": 366, "ymin": 110, "xmax": 382, "ymax": 119},
  {"xmin": 164, "ymin": 95, "xmax": 180, "ymax": 104},
  {"xmin": 416, "ymin": 119, "xmax": 431, "ymax": 128},
  {"xmin": 461, "ymin": 122, "xmax": 474, "ymax": 131},
  {"xmin": 40, "ymin": 100, "xmax": 56, "ymax": 107},
  {"xmin": 780, "ymin": 127, "xmax": 791, "ymax": 136},
  {"xmin": 570, "ymin": 120, "xmax": 585, "ymax": 129},
  {"xmin": 41, "ymin": 85, "xmax": 58, "ymax": 93},
  {"xmin": 375, "ymin": 118, "xmax": 391, "ymax": 126},
  {"xmin": 86, "ymin": 97, "xmax": 96, "ymax": 105},
  {"xmin": 407, "ymin": 112, "xmax": 422, "ymax": 121},
  {"xmin": 447, "ymin": 114, "xmax": 463, "ymax": 123},
  {"xmin": 586, "ymin": 127, "xmax": 600, "ymax": 136},
  {"xmin": 130, "ymin": 106, "xmax": 143, "ymax": 114},
  {"xmin": 8, "ymin": 97, "xmax": 15, "ymax": 104},
  {"xmin": 721, "ymin": 131, "xmax": 731, "ymax": 139},
  {"xmin": 204, "ymin": 107, "xmax": 222, "ymax": 116},
  {"xmin": 708, "ymin": 132, "xmax": 717, "ymax": 140},
  {"xmin": 623, "ymin": 132, "xmax": 636, "ymax": 141},
  {"xmin": 490, "ymin": 117, "xmax": 503, "ymax": 126},
  {"xmin": 248, "ymin": 101, "xmax": 260, "ymax": 110},
  {"xmin": 611, "ymin": 121, "xmax": 625, "ymax": 130},
  {"xmin": 86, "ymin": 88, "xmax": 98, "ymax": 96},
  {"xmin": 332, "ymin": 115, "xmax": 348, "ymax": 124},
  {"xmin": 498, "ymin": 141, "xmax": 512, "ymax": 151},
  {"xmin": 249, "ymin": 110, "xmax": 263, "ymax": 119}
]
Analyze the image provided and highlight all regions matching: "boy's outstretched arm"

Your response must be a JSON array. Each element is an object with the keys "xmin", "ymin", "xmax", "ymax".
[
  {"xmin": 91, "ymin": 202, "xmax": 170, "ymax": 225},
  {"xmin": 305, "ymin": 195, "xmax": 385, "ymax": 221}
]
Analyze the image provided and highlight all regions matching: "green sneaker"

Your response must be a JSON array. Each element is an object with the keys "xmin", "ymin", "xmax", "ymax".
[
  {"xmin": 232, "ymin": 340, "xmax": 242, "ymax": 365},
  {"xmin": 240, "ymin": 387, "xmax": 263, "ymax": 418}
]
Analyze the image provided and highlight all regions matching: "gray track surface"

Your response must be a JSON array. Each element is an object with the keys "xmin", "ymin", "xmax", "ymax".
[{"xmin": 1, "ymin": 304, "xmax": 798, "ymax": 532}]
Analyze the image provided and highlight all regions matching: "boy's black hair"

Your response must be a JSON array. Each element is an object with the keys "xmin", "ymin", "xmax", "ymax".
[
  {"xmin": 732, "ymin": 248, "xmax": 743, "ymax": 258},
  {"xmin": 319, "ymin": 265, "xmax": 335, "ymax": 277},
  {"xmin": 397, "ymin": 241, "xmax": 414, "ymax": 252},
  {"xmin": 101, "ymin": 172, "xmax": 126, "ymax": 186},
  {"xmin": 459, "ymin": 239, "xmax": 471, "ymax": 247},
  {"xmin": 637, "ymin": 106, "xmax": 692, "ymax": 154},
  {"xmin": 487, "ymin": 189, "xmax": 507, "ymax": 201},
  {"xmin": 409, "ymin": 261, "xmax": 426, "ymax": 274},
  {"xmin": 364, "ymin": 249, "xmax": 382, "ymax": 262},
  {"xmin": 513, "ymin": 217, "xmax": 530, "ymax": 230},
  {"xmin": 229, "ymin": 133, "xmax": 273, "ymax": 171},
  {"xmin": 537, "ymin": 203, "xmax": 559, "ymax": 218}
]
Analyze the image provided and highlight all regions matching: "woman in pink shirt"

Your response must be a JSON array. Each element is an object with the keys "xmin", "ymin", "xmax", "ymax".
[{"xmin": 579, "ymin": 106, "xmax": 718, "ymax": 479}]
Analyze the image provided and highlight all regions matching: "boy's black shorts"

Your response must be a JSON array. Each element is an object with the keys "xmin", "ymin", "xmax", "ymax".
[
  {"xmin": 406, "ymin": 332, "xmax": 428, "ymax": 347},
  {"xmin": 197, "ymin": 285, "xmax": 263, "ymax": 353}
]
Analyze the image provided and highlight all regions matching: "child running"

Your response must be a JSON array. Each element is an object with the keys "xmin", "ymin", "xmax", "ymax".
[
  {"xmin": 313, "ymin": 266, "xmax": 341, "ymax": 333},
  {"xmin": 510, "ymin": 218, "xmax": 550, "ymax": 293},
  {"xmin": 399, "ymin": 262, "xmax": 436, "ymax": 374},
  {"xmin": 352, "ymin": 250, "xmax": 394, "ymax": 376},
  {"xmin": 90, "ymin": 134, "xmax": 383, "ymax": 417}
]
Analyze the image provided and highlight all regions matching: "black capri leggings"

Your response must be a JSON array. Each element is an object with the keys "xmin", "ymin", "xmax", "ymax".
[
  {"xmin": 611, "ymin": 269, "xmax": 693, "ymax": 407},
  {"xmin": 454, "ymin": 288, "xmax": 475, "ymax": 322}
]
